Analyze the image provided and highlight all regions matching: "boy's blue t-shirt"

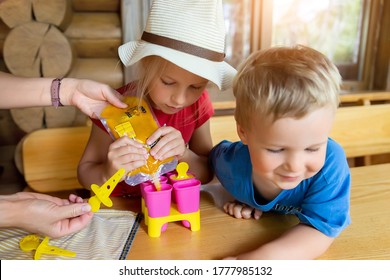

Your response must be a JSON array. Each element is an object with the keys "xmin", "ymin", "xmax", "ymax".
[{"xmin": 209, "ymin": 138, "xmax": 351, "ymax": 238}]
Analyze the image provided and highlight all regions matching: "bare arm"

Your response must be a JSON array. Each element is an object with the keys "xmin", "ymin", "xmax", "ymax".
[
  {"xmin": 225, "ymin": 223, "xmax": 334, "ymax": 260},
  {"xmin": 185, "ymin": 120, "xmax": 214, "ymax": 183},
  {"xmin": 0, "ymin": 71, "xmax": 126, "ymax": 116}
]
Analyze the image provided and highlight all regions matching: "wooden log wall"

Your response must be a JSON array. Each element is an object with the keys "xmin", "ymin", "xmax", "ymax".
[
  {"xmin": 0, "ymin": 0, "xmax": 124, "ymax": 145},
  {"xmin": 0, "ymin": 0, "xmax": 123, "ymax": 88}
]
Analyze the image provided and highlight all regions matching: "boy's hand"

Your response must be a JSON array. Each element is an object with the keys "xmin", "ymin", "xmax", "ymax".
[
  {"xmin": 223, "ymin": 201, "xmax": 263, "ymax": 220},
  {"xmin": 147, "ymin": 126, "xmax": 186, "ymax": 161},
  {"xmin": 106, "ymin": 136, "xmax": 148, "ymax": 179}
]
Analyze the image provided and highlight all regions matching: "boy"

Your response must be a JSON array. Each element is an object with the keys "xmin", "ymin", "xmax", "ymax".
[{"xmin": 209, "ymin": 45, "xmax": 350, "ymax": 259}]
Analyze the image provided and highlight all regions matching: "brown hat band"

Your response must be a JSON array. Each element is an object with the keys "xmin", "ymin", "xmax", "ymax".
[{"xmin": 141, "ymin": 32, "xmax": 225, "ymax": 62}]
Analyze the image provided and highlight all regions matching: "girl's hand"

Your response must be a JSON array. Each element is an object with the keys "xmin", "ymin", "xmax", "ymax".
[
  {"xmin": 105, "ymin": 136, "xmax": 149, "ymax": 179},
  {"xmin": 146, "ymin": 126, "xmax": 186, "ymax": 161},
  {"xmin": 223, "ymin": 201, "xmax": 263, "ymax": 220}
]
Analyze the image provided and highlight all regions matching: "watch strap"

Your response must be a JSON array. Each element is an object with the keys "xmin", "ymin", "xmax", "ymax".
[{"xmin": 51, "ymin": 78, "xmax": 64, "ymax": 108}]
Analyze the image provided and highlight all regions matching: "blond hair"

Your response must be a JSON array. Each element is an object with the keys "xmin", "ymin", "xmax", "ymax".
[
  {"xmin": 233, "ymin": 45, "xmax": 341, "ymax": 130},
  {"xmin": 136, "ymin": 55, "xmax": 169, "ymax": 100},
  {"xmin": 127, "ymin": 55, "xmax": 210, "ymax": 126}
]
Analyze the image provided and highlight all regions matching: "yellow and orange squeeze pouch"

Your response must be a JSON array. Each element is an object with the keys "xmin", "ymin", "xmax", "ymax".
[{"xmin": 100, "ymin": 96, "xmax": 177, "ymax": 186}]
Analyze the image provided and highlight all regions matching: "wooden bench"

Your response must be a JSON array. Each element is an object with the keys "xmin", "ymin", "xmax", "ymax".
[
  {"xmin": 22, "ymin": 102, "xmax": 390, "ymax": 193},
  {"xmin": 210, "ymin": 103, "xmax": 390, "ymax": 166},
  {"xmin": 212, "ymin": 91, "xmax": 390, "ymax": 112}
]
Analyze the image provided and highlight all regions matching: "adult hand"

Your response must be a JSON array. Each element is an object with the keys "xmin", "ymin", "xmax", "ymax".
[
  {"xmin": 6, "ymin": 192, "xmax": 94, "ymax": 238},
  {"xmin": 64, "ymin": 78, "xmax": 127, "ymax": 118}
]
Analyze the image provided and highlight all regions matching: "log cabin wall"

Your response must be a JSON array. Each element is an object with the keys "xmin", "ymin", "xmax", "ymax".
[
  {"xmin": 0, "ymin": 0, "xmax": 124, "ymax": 145},
  {"xmin": 0, "ymin": 0, "xmax": 124, "ymax": 194}
]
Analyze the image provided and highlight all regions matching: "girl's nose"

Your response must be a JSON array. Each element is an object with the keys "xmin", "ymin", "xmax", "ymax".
[{"xmin": 171, "ymin": 89, "xmax": 186, "ymax": 106}]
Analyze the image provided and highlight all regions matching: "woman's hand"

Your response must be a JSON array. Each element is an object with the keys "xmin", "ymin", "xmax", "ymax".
[
  {"xmin": 5, "ymin": 192, "xmax": 94, "ymax": 238},
  {"xmin": 64, "ymin": 78, "xmax": 127, "ymax": 118}
]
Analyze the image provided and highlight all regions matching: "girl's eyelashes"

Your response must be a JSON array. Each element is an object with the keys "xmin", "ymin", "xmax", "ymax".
[{"xmin": 161, "ymin": 79, "xmax": 174, "ymax": 86}]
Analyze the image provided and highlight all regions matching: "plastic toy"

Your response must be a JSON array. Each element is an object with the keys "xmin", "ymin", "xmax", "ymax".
[
  {"xmin": 141, "ymin": 162, "xmax": 201, "ymax": 237},
  {"xmin": 88, "ymin": 168, "xmax": 125, "ymax": 212},
  {"xmin": 169, "ymin": 162, "xmax": 194, "ymax": 182},
  {"xmin": 20, "ymin": 234, "xmax": 76, "ymax": 260}
]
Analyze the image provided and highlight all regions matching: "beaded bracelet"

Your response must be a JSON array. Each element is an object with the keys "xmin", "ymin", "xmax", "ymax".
[{"xmin": 51, "ymin": 78, "xmax": 64, "ymax": 108}]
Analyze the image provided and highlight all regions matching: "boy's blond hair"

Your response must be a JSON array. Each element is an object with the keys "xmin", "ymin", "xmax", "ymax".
[{"xmin": 233, "ymin": 45, "xmax": 342, "ymax": 130}]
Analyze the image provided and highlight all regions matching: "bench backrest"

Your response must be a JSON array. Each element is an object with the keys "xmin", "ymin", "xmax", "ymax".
[
  {"xmin": 210, "ymin": 103, "xmax": 390, "ymax": 158},
  {"xmin": 22, "ymin": 103, "xmax": 390, "ymax": 193},
  {"xmin": 22, "ymin": 126, "xmax": 91, "ymax": 192}
]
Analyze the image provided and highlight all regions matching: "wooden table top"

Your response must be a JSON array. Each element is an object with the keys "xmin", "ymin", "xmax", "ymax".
[{"xmin": 110, "ymin": 163, "xmax": 390, "ymax": 260}]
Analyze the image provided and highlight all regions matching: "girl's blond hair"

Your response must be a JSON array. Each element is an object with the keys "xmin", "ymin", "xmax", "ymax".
[
  {"xmin": 126, "ymin": 55, "xmax": 210, "ymax": 127},
  {"xmin": 233, "ymin": 45, "xmax": 341, "ymax": 130}
]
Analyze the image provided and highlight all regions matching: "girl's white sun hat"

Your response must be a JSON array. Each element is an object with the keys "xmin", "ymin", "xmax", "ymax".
[{"xmin": 118, "ymin": 0, "xmax": 237, "ymax": 91}]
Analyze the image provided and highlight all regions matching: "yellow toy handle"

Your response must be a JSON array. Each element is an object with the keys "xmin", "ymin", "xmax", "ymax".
[
  {"xmin": 34, "ymin": 237, "xmax": 76, "ymax": 260},
  {"xmin": 20, "ymin": 235, "xmax": 76, "ymax": 260},
  {"xmin": 176, "ymin": 162, "xmax": 191, "ymax": 180},
  {"xmin": 88, "ymin": 168, "xmax": 126, "ymax": 212}
]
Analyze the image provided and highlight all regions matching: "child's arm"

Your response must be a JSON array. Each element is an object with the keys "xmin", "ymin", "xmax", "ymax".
[
  {"xmin": 224, "ymin": 223, "xmax": 334, "ymax": 260},
  {"xmin": 77, "ymin": 124, "xmax": 148, "ymax": 188},
  {"xmin": 147, "ymin": 120, "xmax": 214, "ymax": 184}
]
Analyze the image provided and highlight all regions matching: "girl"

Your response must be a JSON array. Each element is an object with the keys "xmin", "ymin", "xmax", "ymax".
[{"xmin": 77, "ymin": 0, "xmax": 236, "ymax": 196}]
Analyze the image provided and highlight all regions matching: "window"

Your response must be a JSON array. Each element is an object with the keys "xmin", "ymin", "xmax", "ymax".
[
  {"xmin": 250, "ymin": 0, "xmax": 384, "ymax": 91},
  {"xmin": 210, "ymin": 0, "xmax": 386, "ymax": 104}
]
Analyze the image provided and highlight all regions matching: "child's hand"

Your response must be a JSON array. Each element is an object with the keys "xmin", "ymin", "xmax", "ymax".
[
  {"xmin": 223, "ymin": 201, "xmax": 263, "ymax": 220},
  {"xmin": 147, "ymin": 125, "xmax": 186, "ymax": 161},
  {"xmin": 106, "ymin": 136, "xmax": 148, "ymax": 179}
]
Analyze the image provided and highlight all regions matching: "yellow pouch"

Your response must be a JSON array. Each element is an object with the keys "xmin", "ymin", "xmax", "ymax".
[{"xmin": 100, "ymin": 96, "xmax": 177, "ymax": 186}]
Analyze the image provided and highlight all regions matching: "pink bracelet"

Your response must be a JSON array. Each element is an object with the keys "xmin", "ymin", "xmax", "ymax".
[{"xmin": 51, "ymin": 78, "xmax": 64, "ymax": 108}]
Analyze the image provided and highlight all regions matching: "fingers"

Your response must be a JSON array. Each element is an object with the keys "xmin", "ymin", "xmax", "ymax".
[
  {"xmin": 253, "ymin": 209, "xmax": 263, "ymax": 220},
  {"xmin": 223, "ymin": 201, "xmax": 260, "ymax": 220},
  {"xmin": 66, "ymin": 212, "xmax": 94, "ymax": 234},
  {"xmin": 52, "ymin": 207, "xmax": 94, "ymax": 238},
  {"xmin": 147, "ymin": 126, "xmax": 185, "ymax": 160},
  {"xmin": 68, "ymin": 194, "xmax": 84, "ymax": 203},
  {"xmin": 103, "ymin": 88, "xmax": 127, "ymax": 108},
  {"xmin": 58, "ymin": 203, "xmax": 92, "ymax": 220},
  {"xmin": 107, "ymin": 137, "xmax": 149, "ymax": 173}
]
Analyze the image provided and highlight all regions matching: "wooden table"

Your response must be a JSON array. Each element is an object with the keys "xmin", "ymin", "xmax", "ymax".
[{"xmin": 111, "ymin": 163, "xmax": 390, "ymax": 260}]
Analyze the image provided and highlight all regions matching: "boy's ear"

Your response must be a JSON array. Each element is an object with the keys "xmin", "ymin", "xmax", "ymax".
[{"xmin": 236, "ymin": 123, "xmax": 248, "ymax": 144}]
